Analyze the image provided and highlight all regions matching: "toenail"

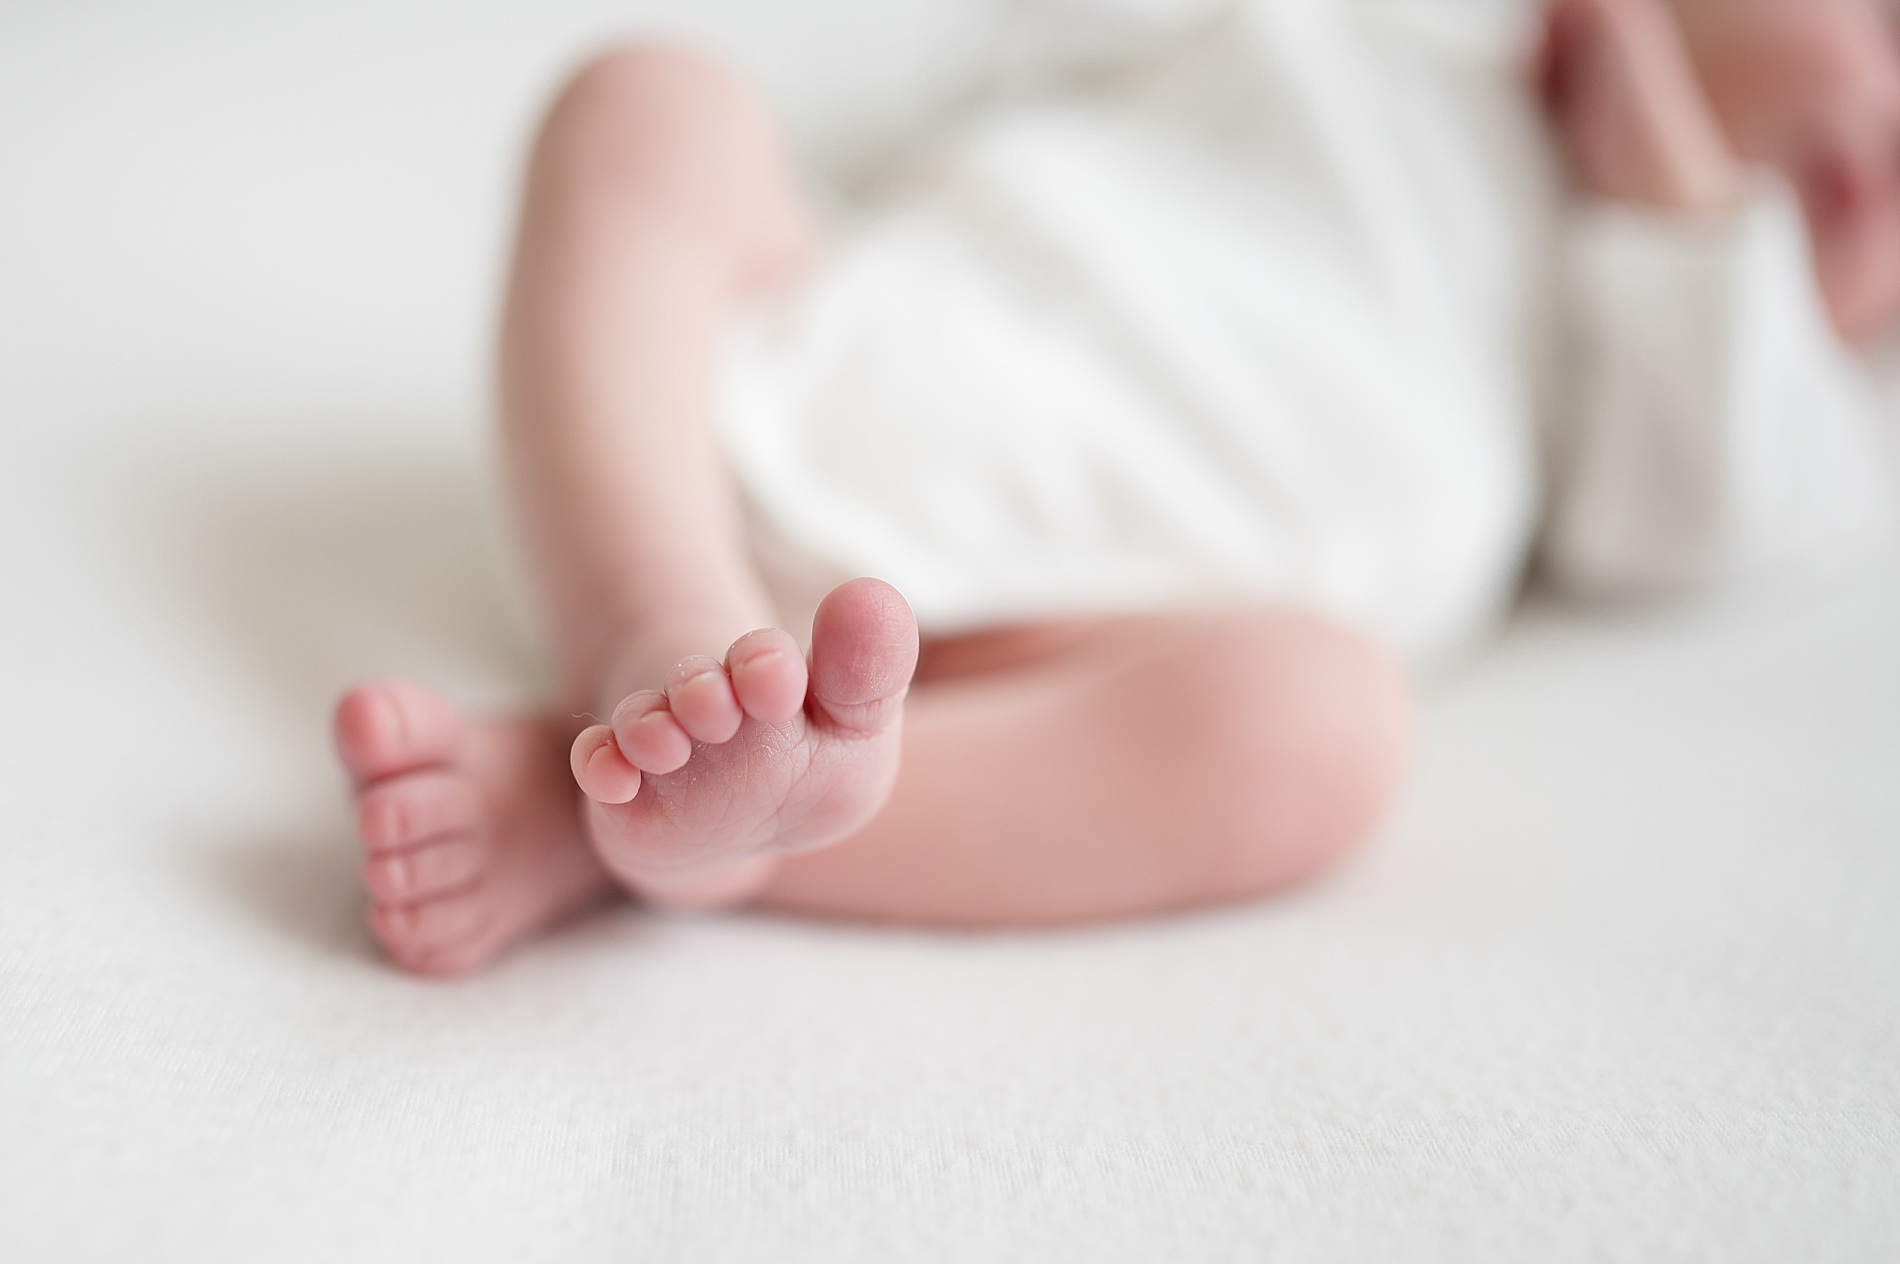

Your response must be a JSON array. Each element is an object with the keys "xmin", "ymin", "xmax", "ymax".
[
  {"xmin": 373, "ymin": 692, "xmax": 405, "ymax": 747},
  {"xmin": 588, "ymin": 742, "xmax": 621, "ymax": 778},
  {"xmin": 612, "ymin": 691, "xmax": 666, "ymax": 725}
]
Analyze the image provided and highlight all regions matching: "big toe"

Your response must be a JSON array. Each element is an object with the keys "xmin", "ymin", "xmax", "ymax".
[
  {"xmin": 808, "ymin": 578, "xmax": 918, "ymax": 729},
  {"xmin": 334, "ymin": 679, "xmax": 463, "ymax": 782}
]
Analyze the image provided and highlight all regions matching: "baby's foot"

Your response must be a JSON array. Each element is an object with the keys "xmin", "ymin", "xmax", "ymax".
[
  {"xmin": 333, "ymin": 682, "xmax": 617, "ymax": 975},
  {"xmin": 571, "ymin": 578, "xmax": 918, "ymax": 906}
]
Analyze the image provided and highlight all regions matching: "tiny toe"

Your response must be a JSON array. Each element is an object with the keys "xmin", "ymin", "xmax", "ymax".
[
  {"xmin": 372, "ymin": 886, "xmax": 493, "ymax": 965},
  {"xmin": 611, "ymin": 691, "xmax": 694, "ymax": 775},
  {"xmin": 356, "ymin": 771, "xmax": 479, "ymax": 852},
  {"xmin": 334, "ymin": 680, "xmax": 461, "ymax": 782},
  {"xmin": 572, "ymin": 724, "xmax": 641, "ymax": 803},
  {"xmin": 727, "ymin": 628, "xmax": 808, "ymax": 724},
  {"xmin": 408, "ymin": 937, "xmax": 499, "ymax": 978},
  {"xmin": 363, "ymin": 835, "xmax": 487, "ymax": 903},
  {"xmin": 808, "ymin": 578, "xmax": 919, "ymax": 730},
  {"xmin": 665, "ymin": 656, "xmax": 744, "ymax": 744}
]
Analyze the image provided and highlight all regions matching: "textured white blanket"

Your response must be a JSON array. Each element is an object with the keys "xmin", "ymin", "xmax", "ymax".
[{"xmin": 2, "ymin": 2, "xmax": 1897, "ymax": 1260}]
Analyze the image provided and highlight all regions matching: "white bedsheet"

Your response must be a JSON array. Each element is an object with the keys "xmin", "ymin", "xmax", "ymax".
[{"xmin": 3, "ymin": 2, "xmax": 1897, "ymax": 1260}]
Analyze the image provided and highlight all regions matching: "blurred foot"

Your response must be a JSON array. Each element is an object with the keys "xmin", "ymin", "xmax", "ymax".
[{"xmin": 334, "ymin": 682, "xmax": 616, "ymax": 975}]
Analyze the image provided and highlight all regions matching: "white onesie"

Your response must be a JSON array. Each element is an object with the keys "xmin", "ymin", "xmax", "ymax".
[{"xmin": 715, "ymin": 0, "xmax": 1897, "ymax": 665}]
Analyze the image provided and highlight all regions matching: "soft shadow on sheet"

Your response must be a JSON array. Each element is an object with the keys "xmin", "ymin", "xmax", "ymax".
[
  {"xmin": 214, "ymin": 827, "xmax": 385, "ymax": 965},
  {"xmin": 164, "ymin": 434, "xmax": 550, "ymax": 724}
]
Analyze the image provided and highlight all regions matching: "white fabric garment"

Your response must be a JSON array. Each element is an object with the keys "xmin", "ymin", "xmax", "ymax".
[
  {"xmin": 717, "ymin": 0, "xmax": 1897, "ymax": 664},
  {"xmin": 1547, "ymin": 188, "xmax": 1893, "ymax": 591}
]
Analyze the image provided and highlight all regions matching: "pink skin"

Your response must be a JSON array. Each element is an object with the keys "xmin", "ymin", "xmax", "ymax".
[
  {"xmin": 334, "ymin": 682, "xmax": 616, "ymax": 975},
  {"xmin": 332, "ymin": 46, "xmax": 1413, "ymax": 975},
  {"xmin": 1679, "ymin": 0, "xmax": 1900, "ymax": 343},
  {"xmin": 571, "ymin": 580, "xmax": 919, "ymax": 908},
  {"xmin": 1539, "ymin": 0, "xmax": 1746, "ymax": 212},
  {"xmin": 334, "ymin": 581, "xmax": 919, "ymax": 970},
  {"xmin": 335, "ymin": 602, "xmax": 1406, "ymax": 973},
  {"xmin": 1542, "ymin": 0, "xmax": 1900, "ymax": 343}
]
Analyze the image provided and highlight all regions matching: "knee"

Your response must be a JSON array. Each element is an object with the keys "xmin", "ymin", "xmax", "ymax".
[
  {"xmin": 539, "ymin": 45, "xmax": 762, "ymax": 182},
  {"xmin": 529, "ymin": 44, "xmax": 809, "ymax": 265},
  {"xmin": 1138, "ymin": 612, "xmax": 1415, "ymax": 898}
]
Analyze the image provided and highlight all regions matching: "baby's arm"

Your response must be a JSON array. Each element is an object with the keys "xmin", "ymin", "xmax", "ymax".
[
  {"xmin": 1539, "ymin": 0, "xmax": 1742, "ymax": 213},
  {"xmin": 1536, "ymin": 0, "xmax": 1895, "ymax": 592}
]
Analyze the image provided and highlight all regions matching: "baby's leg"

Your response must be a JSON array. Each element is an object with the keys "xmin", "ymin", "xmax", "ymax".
[
  {"xmin": 497, "ymin": 49, "xmax": 932, "ymax": 910},
  {"xmin": 332, "ymin": 46, "xmax": 1413, "ymax": 971},
  {"xmin": 497, "ymin": 46, "xmax": 812, "ymax": 703},
  {"xmin": 337, "ymin": 46, "xmax": 842, "ymax": 970},
  {"xmin": 758, "ymin": 611, "xmax": 1412, "ymax": 926},
  {"xmin": 572, "ymin": 601, "xmax": 1410, "ymax": 926},
  {"xmin": 338, "ymin": 605, "xmax": 1408, "ymax": 970}
]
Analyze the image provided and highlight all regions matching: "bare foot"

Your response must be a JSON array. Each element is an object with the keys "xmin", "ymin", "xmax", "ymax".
[
  {"xmin": 570, "ymin": 578, "xmax": 919, "ymax": 907},
  {"xmin": 333, "ymin": 682, "xmax": 617, "ymax": 975}
]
